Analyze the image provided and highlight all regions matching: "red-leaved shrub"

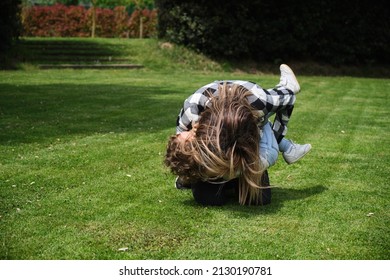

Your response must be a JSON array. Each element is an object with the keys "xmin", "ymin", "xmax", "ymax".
[
  {"xmin": 128, "ymin": 9, "xmax": 158, "ymax": 38},
  {"xmin": 21, "ymin": 4, "xmax": 157, "ymax": 38}
]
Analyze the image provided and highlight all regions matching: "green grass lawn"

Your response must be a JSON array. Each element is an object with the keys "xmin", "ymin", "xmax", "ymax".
[{"xmin": 0, "ymin": 39, "xmax": 389, "ymax": 260}]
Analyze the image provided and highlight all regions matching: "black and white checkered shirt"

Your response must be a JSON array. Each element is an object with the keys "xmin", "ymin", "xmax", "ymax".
[{"xmin": 176, "ymin": 80, "xmax": 296, "ymax": 142}]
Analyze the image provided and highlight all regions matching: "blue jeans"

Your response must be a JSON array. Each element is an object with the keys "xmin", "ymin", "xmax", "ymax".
[
  {"xmin": 260, "ymin": 121, "xmax": 292, "ymax": 167},
  {"xmin": 259, "ymin": 122, "xmax": 280, "ymax": 168}
]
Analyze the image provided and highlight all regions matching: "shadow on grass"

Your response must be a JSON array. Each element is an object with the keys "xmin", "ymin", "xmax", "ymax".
[
  {"xmin": 227, "ymin": 60, "xmax": 390, "ymax": 78},
  {"xmin": 183, "ymin": 185, "xmax": 328, "ymax": 214},
  {"xmin": 0, "ymin": 83, "xmax": 181, "ymax": 144}
]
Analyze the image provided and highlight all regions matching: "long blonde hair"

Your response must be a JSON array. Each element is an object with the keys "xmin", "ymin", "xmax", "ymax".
[
  {"xmin": 165, "ymin": 83, "xmax": 265, "ymax": 205},
  {"xmin": 194, "ymin": 83, "xmax": 264, "ymax": 204}
]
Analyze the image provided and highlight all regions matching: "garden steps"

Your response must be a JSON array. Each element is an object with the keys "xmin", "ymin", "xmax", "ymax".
[
  {"xmin": 19, "ymin": 39, "xmax": 143, "ymax": 70},
  {"xmin": 38, "ymin": 64, "xmax": 143, "ymax": 69}
]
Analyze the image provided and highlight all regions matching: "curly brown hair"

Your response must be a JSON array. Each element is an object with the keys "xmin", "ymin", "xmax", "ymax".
[{"xmin": 164, "ymin": 134, "xmax": 201, "ymax": 184}]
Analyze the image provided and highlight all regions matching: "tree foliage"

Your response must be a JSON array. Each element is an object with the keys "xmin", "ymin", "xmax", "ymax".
[
  {"xmin": 0, "ymin": 0, "xmax": 22, "ymax": 51},
  {"xmin": 25, "ymin": 0, "xmax": 154, "ymax": 9},
  {"xmin": 155, "ymin": 0, "xmax": 390, "ymax": 65}
]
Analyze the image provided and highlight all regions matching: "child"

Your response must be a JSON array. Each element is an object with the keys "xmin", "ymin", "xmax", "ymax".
[{"xmin": 165, "ymin": 64, "xmax": 311, "ymax": 205}]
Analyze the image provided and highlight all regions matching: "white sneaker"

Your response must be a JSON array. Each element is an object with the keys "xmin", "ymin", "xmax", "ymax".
[
  {"xmin": 276, "ymin": 64, "xmax": 301, "ymax": 94},
  {"xmin": 282, "ymin": 141, "xmax": 311, "ymax": 164}
]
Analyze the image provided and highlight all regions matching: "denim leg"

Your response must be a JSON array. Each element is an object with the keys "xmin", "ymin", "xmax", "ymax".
[
  {"xmin": 259, "ymin": 122, "xmax": 279, "ymax": 167},
  {"xmin": 278, "ymin": 138, "xmax": 292, "ymax": 153}
]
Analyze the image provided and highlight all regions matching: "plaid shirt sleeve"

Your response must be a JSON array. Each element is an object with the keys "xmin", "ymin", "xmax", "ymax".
[
  {"xmin": 176, "ymin": 81, "xmax": 296, "ymax": 141},
  {"xmin": 239, "ymin": 81, "xmax": 296, "ymax": 142},
  {"xmin": 176, "ymin": 82, "xmax": 219, "ymax": 133}
]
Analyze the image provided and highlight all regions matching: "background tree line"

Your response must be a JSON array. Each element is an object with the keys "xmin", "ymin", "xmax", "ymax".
[
  {"xmin": 21, "ymin": 4, "xmax": 157, "ymax": 38},
  {"xmin": 24, "ymin": 0, "xmax": 155, "ymax": 38},
  {"xmin": 0, "ymin": 0, "xmax": 155, "ymax": 51},
  {"xmin": 2, "ymin": 0, "xmax": 389, "ymax": 67},
  {"xmin": 156, "ymin": 0, "xmax": 389, "ymax": 66}
]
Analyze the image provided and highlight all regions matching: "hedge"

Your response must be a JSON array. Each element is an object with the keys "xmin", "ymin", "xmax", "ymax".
[
  {"xmin": 21, "ymin": 4, "xmax": 157, "ymax": 38},
  {"xmin": 155, "ymin": 0, "xmax": 390, "ymax": 65}
]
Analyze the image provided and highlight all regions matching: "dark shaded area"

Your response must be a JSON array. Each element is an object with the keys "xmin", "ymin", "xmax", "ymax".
[
  {"xmin": 227, "ymin": 60, "xmax": 390, "ymax": 78},
  {"xmin": 0, "ymin": 83, "xmax": 180, "ymax": 145},
  {"xmin": 156, "ymin": 0, "xmax": 390, "ymax": 76},
  {"xmin": 191, "ymin": 171, "xmax": 272, "ymax": 206},
  {"xmin": 0, "ymin": 0, "xmax": 21, "ymax": 51}
]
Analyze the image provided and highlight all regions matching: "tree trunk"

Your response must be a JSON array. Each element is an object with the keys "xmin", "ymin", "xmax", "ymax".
[
  {"xmin": 139, "ymin": 12, "xmax": 143, "ymax": 39},
  {"xmin": 91, "ymin": 1, "xmax": 96, "ymax": 38}
]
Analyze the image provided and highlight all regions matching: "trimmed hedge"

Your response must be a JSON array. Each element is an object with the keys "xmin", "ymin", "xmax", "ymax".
[
  {"xmin": 156, "ymin": 0, "xmax": 390, "ymax": 65},
  {"xmin": 21, "ymin": 4, "xmax": 157, "ymax": 38}
]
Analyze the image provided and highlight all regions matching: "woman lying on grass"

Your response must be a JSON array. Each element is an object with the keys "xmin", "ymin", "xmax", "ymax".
[{"xmin": 164, "ymin": 64, "xmax": 311, "ymax": 206}]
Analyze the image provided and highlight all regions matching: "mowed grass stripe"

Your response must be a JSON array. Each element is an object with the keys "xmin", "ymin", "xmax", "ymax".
[{"xmin": 0, "ymin": 41, "xmax": 388, "ymax": 260}]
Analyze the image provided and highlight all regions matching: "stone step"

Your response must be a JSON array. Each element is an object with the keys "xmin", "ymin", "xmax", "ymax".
[
  {"xmin": 34, "ymin": 57, "xmax": 130, "ymax": 62},
  {"xmin": 38, "ymin": 64, "xmax": 144, "ymax": 69}
]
